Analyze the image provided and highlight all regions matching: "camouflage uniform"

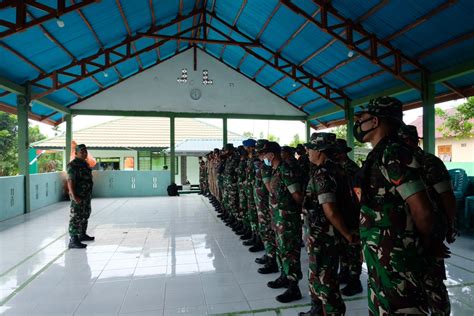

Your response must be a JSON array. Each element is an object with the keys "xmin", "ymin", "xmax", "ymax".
[
  {"xmin": 245, "ymin": 152, "xmax": 259, "ymax": 233},
  {"xmin": 297, "ymin": 153, "xmax": 310, "ymax": 193},
  {"xmin": 359, "ymin": 136, "xmax": 428, "ymax": 315},
  {"xmin": 269, "ymin": 161, "xmax": 302, "ymax": 282},
  {"xmin": 255, "ymin": 159, "xmax": 276, "ymax": 259},
  {"xmin": 67, "ymin": 157, "xmax": 93, "ymax": 238},
  {"xmin": 339, "ymin": 158, "xmax": 362, "ymax": 282},
  {"xmin": 304, "ymin": 159, "xmax": 346, "ymax": 315},
  {"xmin": 199, "ymin": 160, "xmax": 207, "ymax": 194},
  {"xmin": 223, "ymin": 151, "xmax": 240, "ymax": 219},
  {"xmin": 238, "ymin": 156, "xmax": 249, "ymax": 226}
]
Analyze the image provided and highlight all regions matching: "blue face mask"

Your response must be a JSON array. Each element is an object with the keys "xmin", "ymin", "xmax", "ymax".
[{"xmin": 264, "ymin": 158, "xmax": 271, "ymax": 167}]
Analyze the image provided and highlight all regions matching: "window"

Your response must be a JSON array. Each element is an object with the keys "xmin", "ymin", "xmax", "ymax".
[
  {"xmin": 96, "ymin": 157, "xmax": 120, "ymax": 170},
  {"xmin": 437, "ymin": 145, "xmax": 452, "ymax": 162},
  {"xmin": 138, "ymin": 151, "xmax": 151, "ymax": 170},
  {"xmin": 461, "ymin": 143, "xmax": 467, "ymax": 147}
]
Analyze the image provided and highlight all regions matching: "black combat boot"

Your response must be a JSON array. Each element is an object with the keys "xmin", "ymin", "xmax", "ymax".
[
  {"xmin": 298, "ymin": 299, "xmax": 323, "ymax": 316},
  {"xmin": 255, "ymin": 254, "xmax": 268, "ymax": 264},
  {"xmin": 267, "ymin": 273, "xmax": 289, "ymax": 289},
  {"xmin": 276, "ymin": 280, "xmax": 302, "ymax": 303},
  {"xmin": 79, "ymin": 233, "xmax": 95, "ymax": 242},
  {"xmin": 242, "ymin": 233, "xmax": 256, "ymax": 246},
  {"xmin": 240, "ymin": 229, "xmax": 252, "ymax": 241},
  {"xmin": 68, "ymin": 236, "xmax": 87, "ymax": 249},
  {"xmin": 341, "ymin": 278, "xmax": 363, "ymax": 296},
  {"xmin": 249, "ymin": 235, "xmax": 264, "ymax": 252},
  {"xmin": 258, "ymin": 257, "xmax": 279, "ymax": 274},
  {"xmin": 338, "ymin": 267, "xmax": 350, "ymax": 284}
]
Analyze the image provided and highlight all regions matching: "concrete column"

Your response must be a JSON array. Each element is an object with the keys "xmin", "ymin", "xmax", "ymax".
[
  {"xmin": 170, "ymin": 116, "xmax": 176, "ymax": 184},
  {"xmin": 305, "ymin": 120, "xmax": 311, "ymax": 142},
  {"xmin": 422, "ymin": 72, "xmax": 436, "ymax": 153},
  {"xmin": 345, "ymin": 99, "xmax": 355, "ymax": 160},
  {"xmin": 223, "ymin": 117, "xmax": 228, "ymax": 147},
  {"xmin": 65, "ymin": 114, "xmax": 72, "ymax": 169}
]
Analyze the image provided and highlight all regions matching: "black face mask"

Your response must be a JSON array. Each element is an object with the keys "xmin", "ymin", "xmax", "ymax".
[{"xmin": 353, "ymin": 117, "xmax": 377, "ymax": 143}]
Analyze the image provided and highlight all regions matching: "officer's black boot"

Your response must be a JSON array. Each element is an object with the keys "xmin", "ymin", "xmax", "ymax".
[
  {"xmin": 298, "ymin": 299, "xmax": 323, "ymax": 316},
  {"xmin": 249, "ymin": 235, "xmax": 264, "ymax": 252},
  {"xmin": 255, "ymin": 254, "xmax": 268, "ymax": 264},
  {"xmin": 240, "ymin": 229, "xmax": 252, "ymax": 240},
  {"xmin": 341, "ymin": 278, "xmax": 363, "ymax": 296},
  {"xmin": 267, "ymin": 273, "xmax": 289, "ymax": 289},
  {"xmin": 276, "ymin": 280, "xmax": 302, "ymax": 303},
  {"xmin": 242, "ymin": 233, "xmax": 256, "ymax": 246},
  {"xmin": 79, "ymin": 233, "xmax": 95, "ymax": 242},
  {"xmin": 68, "ymin": 236, "xmax": 87, "ymax": 249},
  {"xmin": 258, "ymin": 257, "xmax": 279, "ymax": 274}
]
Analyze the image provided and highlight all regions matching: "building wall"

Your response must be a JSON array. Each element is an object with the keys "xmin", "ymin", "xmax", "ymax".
[{"xmin": 435, "ymin": 138, "xmax": 474, "ymax": 162}]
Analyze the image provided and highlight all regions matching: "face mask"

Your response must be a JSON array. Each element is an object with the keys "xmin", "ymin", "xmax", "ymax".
[
  {"xmin": 353, "ymin": 117, "xmax": 377, "ymax": 143},
  {"xmin": 264, "ymin": 158, "xmax": 272, "ymax": 167}
]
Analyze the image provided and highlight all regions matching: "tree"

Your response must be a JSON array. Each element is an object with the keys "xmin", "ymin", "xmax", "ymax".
[
  {"xmin": 332, "ymin": 125, "xmax": 366, "ymax": 148},
  {"xmin": 267, "ymin": 134, "xmax": 280, "ymax": 142},
  {"xmin": 0, "ymin": 113, "xmax": 18, "ymax": 176},
  {"xmin": 242, "ymin": 131, "xmax": 254, "ymax": 138},
  {"xmin": 289, "ymin": 133, "xmax": 304, "ymax": 147},
  {"xmin": 0, "ymin": 114, "xmax": 49, "ymax": 176},
  {"xmin": 435, "ymin": 97, "xmax": 474, "ymax": 139}
]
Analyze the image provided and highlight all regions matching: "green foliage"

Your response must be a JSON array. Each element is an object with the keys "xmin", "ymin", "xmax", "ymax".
[
  {"xmin": 242, "ymin": 131, "xmax": 254, "ymax": 138},
  {"xmin": 332, "ymin": 125, "xmax": 366, "ymax": 148},
  {"xmin": 289, "ymin": 133, "xmax": 304, "ymax": 147},
  {"xmin": 267, "ymin": 134, "xmax": 280, "ymax": 142},
  {"xmin": 0, "ymin": 113, "xmax": 18, "ymax": 176},
  {"xmin": 38, "ymin": 151, "xmax": 63, "ymax": 173},
  {"xmin": 0, "ymin": 113, "xmax": 49, "ymax": 176},
  {"xmin": 436, "ymin": 97, "xmax": 474, "ymax": 139}
]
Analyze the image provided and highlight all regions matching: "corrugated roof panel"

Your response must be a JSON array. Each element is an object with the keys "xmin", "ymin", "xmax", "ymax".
[
  {"xmin": 331, "ymin": 0, "xmax": 381, "ymax": 22},
  {"xmin": 119, "ymin": 0, "xmax": 154, "ymax": 35},
  {"xmin": 81, "ymin": 0, "xmax": 128, "ymax": 49},
  {"xmin": 234, "ymin": 1, "xmax": 280, "ymax": 39},
  {"xmin": 115, "ymin": 58, "xmax": 140, "ymax": 77},
  {"xmin": 446, "ymin": 73, "xmax": 474, "ymax": 88},
  {"xmin": 0, "ymin": 92, "xmax": 17, "ymax": 107},
  {"xmin": 222, "ymin": 46, "xmax": 246, "ymax": 69},
  {"xmin": 153, "ymin": 0, "xmax": 180, "ymax": 24},
  {"xmin": 272, "ymin": 77, "xmax": 296, "ymax": 97},
  {"xmin": 345, "ymin": 72, "xmax": 398, "ymax": 99},
  {"xmin": 0, "ymin": 47, "xmax": 39, "ymax": 83},
  {"xmin": 256, "ymin": 66, "xmax": 284, "ymax": 88},
  {"xmin": 421, "ymin": 37, "xmax": 474, "ymax": 72},
  {"xmin": 259, "ymin": 5, "xmax": 306, "ymax": 52},
  {"xmin": 67, "ymin": 78, "xmax": 100, "ymax": 97},
  {"xmin": 287, "ymin": 89, "xmax": 319, "ymax": 106},
  {"xmin": 51, "ymin": 113, "xmax": 64, "ymax": 122},
  {"xmin": 30, "ymin": 102, "xmax": 58, "ymax": 117},
  {"xmin": 238, "ymin": 54, "xmax": 265, "ymax": 77},
  {"xmin": 46, "ymin": 89, "xmax": 77, "ymax": 106}
]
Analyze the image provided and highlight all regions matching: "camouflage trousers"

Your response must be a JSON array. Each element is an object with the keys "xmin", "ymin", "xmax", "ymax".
[
  {"xmin": 423, "ymin": 257, "xmax": 450, "ymax": 315},
  {"xmin": 69, "ymin": 196, "xmax": 92, "ymax": 237},
  {"xmin": 361, "ymin": 227, "xmax": 428, "ymax": 315},
  {"xmin": 254, "ymin": 188, "xmax": 276, "ymax": 258},
  {"xmin": 273, "ymin": 209, "xmax": 302, "ymax": 282},
  {"xmin": 238, "ymin": 182, "xmax": 248, "ymax": 225},
  {"xmin": 305, "ymin": 225, "xmax": 345, "ymax": 315},
  {"xmin": 340, "ymin": 240, "xmax": 363, "ymax": 279},
  {"xmin": 245, "ymin": 183, "xmax": 258, "ymax": 232},
  {"xmin": 227, "ymin": 184, "xmax": 239, "ymax": 218}
]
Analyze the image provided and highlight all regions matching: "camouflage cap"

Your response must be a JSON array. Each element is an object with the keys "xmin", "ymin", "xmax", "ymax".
[
  {"xmin": 398, "ymin": 124, "xmax": 421, "ymax": 140},
  {"xmin": 255, "ymin": 139, "xmax": 269, "ymax": 153},
  {"xmin": 335, "ymin": 138, "xmax": 352, "ymax": 153},
  {"xmin": 260, "ymin": 141, "xmax": 281, "ymax": 154},
  {"xmin": 305, "ymin": 132, "xmax": 337, "ymax": 151},
  {"xmin": 75, "ymin": 144, "xmax": 87, "ymax": 152},
  {"xmin": 355, "ymin": 96, "xmax": 403, "ymax": 121},
  {"xmin": 281, "ymin": 146, "xmax": 296, "ymax": 155},
  {"xmin": 223, "ymin": 143, "xmax": 234, "ymax": 151}
]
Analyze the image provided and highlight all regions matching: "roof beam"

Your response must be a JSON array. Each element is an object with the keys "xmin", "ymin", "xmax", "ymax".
[
  {"xmin": 115, "ymin": 0, "xmax": 144, "ymax": 70},
  {"xmin": 148, "ymin": 0, "xmax": 161, "ymax": 60},
  {"xmin": 207, "ymin": 13, "xmax": 348, "ymax": 109},
  {"xmin": 176, "ymin": 0, "xmax": 184, "ymax": 53},
  {"xmin": 29, "ymin": 10, "xmax": 202, "ymax": 100},
  {"xmin": 297, "ymin": 0, "xmax": 388, "ymax": 67},
  {"xmin": 218, "ymin": 0, "xmax": 248, "ymax": 59},
  {"xmin": 70, "ymin": 109, "xmax": 307, "ymax": 121},
  {"xmin": 417, "ymin": 29, "xmax": 474, "ymax": 60},
  {"xmin": 281, "ymin": 0, "xmax": 427, "ymax": 90},
  {"xmin": 41, "ymin": 46, "xmax": 194, "ymax": 121},
  {"xmin": 137, "ymin": 34, "xmax": 259, "ymax": 46},
  {"xmin": 0, "ymin": 0, "xmax": 99, "ymax": 39},
  {"xmin": 0, "ymin": 102, "xmax": 56, "ymax": 126},
  {"xmin": 236, "ymin": 2, "xmax": 281, "ymax": 71}
]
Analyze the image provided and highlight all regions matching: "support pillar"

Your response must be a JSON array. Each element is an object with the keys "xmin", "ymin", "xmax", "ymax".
[
  {"xmin": 422, "ymin": 72, "xmax": 435, "ymax": 153},
  {"xmin": 17, "ymin": 88, "xmax": 30, "ymax": 213},
  {"xmin": 223, "ymin": 117, "xmax": 228, "ymax": 147},
  {"xmin": 305, "ymin": 120, "xmax": 311, "ymax": 142},
  {"xmin": 345, "ymin": 99, "xmax": 355, "ymax": 160},
  {"xmin": 65, "ymin": 114, "xmax": 72, "ymax": 169},
  {"xmin": 170, "ymin": 116, "xmax": 176, "ymax": 184}
]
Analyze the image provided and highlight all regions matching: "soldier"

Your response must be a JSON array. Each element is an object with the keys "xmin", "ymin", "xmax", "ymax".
[
  {"xmin": 67, "ymin": 144, "xmax": 94, "ymax": 249},
  {"xmin": 220, "ymin": 144, "xmax": 241, "ymax": 227},
  {"xmin": 399, "ymin": 124, "xmax": 456, "ymax": 315},
  {"xmin": 353, "ymin": 96, "xmax": 449, "ymax": 315},
  {"xmin": 299, "ymin": 133, "xmax": 357, "ymax": 316},
  {"xmin": 334, "ymin": 139, "xmax": 363, "ymax": 296},
  {"xmin": 243, "ymin": 139, "xmax": 264, "ymax": 252},
  {"xmin": 261, "ymin": 141, "xmax": 303, "ymax": 303},
  {"xmin": 237, "ymin": 146, "xmax": 251, "ymax": 240},
  {"xmin": 296, "ymin": 144, "xmax": 310, "ymax": 193},
  {"xmin": 198, "ymin": 156, "xmax": 206, "ymax": 195},
  {"xmin": 254, "ymin": 139, "xmax": 279, "ymax": 274}
]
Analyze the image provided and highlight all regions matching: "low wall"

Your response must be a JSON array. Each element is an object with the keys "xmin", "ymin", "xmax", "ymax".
[
  {"xmin": 445, "ymin": 162, "xmax": 474, "ymax": 176},
  {"xmin": 0, "ymin": 176, "xmax": 25, "ymax": 222},
  {"xmin": 29, "ymin": 172, "xmax": 67, "ymax": 211}
]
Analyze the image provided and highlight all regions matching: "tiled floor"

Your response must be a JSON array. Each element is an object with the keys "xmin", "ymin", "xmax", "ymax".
[{"xmin": 0, "ymin": 195, "xmax": 472, "ymax": 315}]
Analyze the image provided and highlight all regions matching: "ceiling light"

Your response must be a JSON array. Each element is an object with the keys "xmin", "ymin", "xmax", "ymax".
[
  {"xmin": 103, "ymin": 71, "xmax": 109, "ymax": 78},
  {"xmin": 347, "ymin": 50, "xmax": 354, "ymax": 58},
  {"xmin": 56, "ymin": 17, "xmax": 65, "ymax": 28}
]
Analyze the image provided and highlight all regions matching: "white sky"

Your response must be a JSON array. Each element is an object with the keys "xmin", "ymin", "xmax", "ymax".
[{"xmin": 31, "ymin": 98, "xmax": 465, "ymax": 146}]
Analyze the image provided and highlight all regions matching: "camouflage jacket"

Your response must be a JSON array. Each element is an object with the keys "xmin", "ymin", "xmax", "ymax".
[
  {"xmin": 67, "ymin": 158, "xmax": 93, "ymax": 197},
  {"xmin": 245, "ymin": 152, "xmax": 259, "ymax": 186},
  {"xmin": 268, "ymin": 161, "xmax": 301, "ymax": 215},
  {"xmin": 254, "ymin": 159, "xmax": 270, "ymax": 200},
  {"xmin": 223, "ymin": 153, "xmax": 240, "ymax": 186}
]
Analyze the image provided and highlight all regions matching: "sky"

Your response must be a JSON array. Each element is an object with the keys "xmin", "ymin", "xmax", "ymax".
[{"xmin": 31, "ymin": 98, "xmax": 465, "ymax": 146}]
